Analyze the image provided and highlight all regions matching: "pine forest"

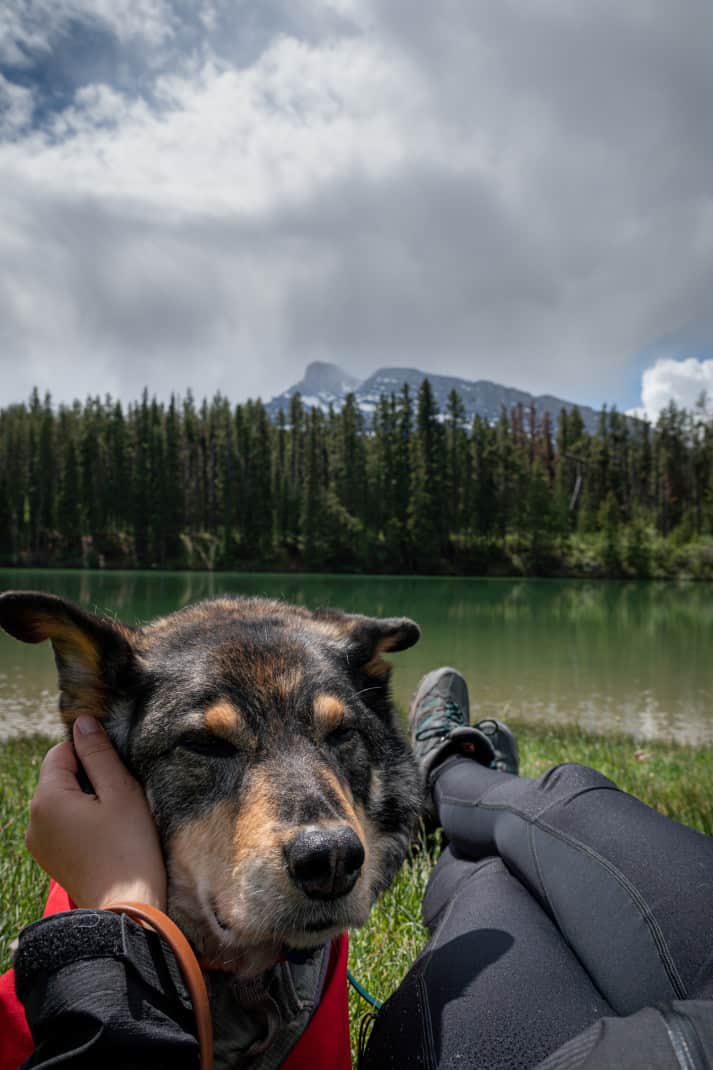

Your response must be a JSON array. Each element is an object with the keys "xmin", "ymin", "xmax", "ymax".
[{"xmin": 1, "ymin": 382, "xmax": 712, "ymax": 579}]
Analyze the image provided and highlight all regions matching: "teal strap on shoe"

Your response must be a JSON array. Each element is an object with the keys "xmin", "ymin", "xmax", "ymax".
[
  {"xmin": 347, "ymin": 969, "xmax": 383, "ymax": 1010},
  {"xmin": 414, "ymin": 698, "xmax": 464, "ymax": 741}
]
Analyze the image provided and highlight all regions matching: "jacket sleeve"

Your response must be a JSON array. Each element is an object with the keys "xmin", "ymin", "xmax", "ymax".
[{"xmin": 14, "ymin": 910, "xmax": 200, "ymax": 1070}]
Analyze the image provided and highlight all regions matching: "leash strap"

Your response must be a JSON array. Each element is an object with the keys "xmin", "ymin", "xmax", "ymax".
[
  {"xmin": 347, "ymin": 968, "xmax": 382, "ymax": 1010},
  {"xmin": 106, "ymin": 901, "xmax": 214, "ymax": 1070}
]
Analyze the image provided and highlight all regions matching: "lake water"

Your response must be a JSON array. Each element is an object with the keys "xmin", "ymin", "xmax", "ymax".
[{"xmin": 1, "ymin": 569, "xmax": 712, "ymax": 743}]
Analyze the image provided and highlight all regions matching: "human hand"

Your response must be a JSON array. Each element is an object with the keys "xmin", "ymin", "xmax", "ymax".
[{"xmin": 26, "ymin": 716, "xmax": 167, "ymax": 911}]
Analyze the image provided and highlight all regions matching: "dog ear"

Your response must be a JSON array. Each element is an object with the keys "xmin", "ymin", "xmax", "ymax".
[
  {"xmin": 0, "ymin": 590, "xmax": 136, "ymax": 726},
  {"xmin": 312, "ymin": 609, "xmax": 420, "ymax": 680}
]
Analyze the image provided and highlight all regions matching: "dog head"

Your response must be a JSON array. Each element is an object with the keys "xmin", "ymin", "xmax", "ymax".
[{"xmin": 0, "ymin": 591, "xmax": 421, "ymax": 976}]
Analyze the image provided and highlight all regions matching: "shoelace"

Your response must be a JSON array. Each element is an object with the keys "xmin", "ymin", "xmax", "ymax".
[{"xmin": 414, "ymin": 698, "xmax": 465, "ymax": 741}]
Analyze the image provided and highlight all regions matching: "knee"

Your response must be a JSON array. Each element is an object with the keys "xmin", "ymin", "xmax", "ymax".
[
  {"xmin": 423, "ymin": 849, "xmax": 503, "ymax": 930},
  {"xmin": 538, "ymin": 762, "xmax": 618, "ymax": 795}
]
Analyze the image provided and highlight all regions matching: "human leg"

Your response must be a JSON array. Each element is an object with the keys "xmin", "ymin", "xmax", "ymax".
[
  {"xmin": 361, "ymin": 847, "xmax": 612, "ymax": 1070},
  {"xmin": 366, "ymin": 666, "xmax": 713, "ymax": 1069},
  {"xmin": 410, "ymin": 666, "xmax": 713, "ymax": 1013},
  {"xmin": 431, "ymin": 754, "xmax": 713, "ymax": 1013}
]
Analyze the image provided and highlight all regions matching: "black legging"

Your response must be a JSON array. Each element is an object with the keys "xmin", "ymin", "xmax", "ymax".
[{"xmin": 362, "ymin": 759, "xmax": 713, "ymax": 1070}]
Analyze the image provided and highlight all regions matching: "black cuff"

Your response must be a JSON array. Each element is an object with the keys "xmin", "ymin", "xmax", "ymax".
[{"xmin": 15, "ymin": 909, "xmax": 191, "ymax": 1012}]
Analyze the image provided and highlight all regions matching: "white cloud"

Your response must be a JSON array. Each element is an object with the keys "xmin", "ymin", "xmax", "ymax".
[
  {"xmin": 631, "ymin": 358, "xmax": 713, "ymax": 421},
  {"xmin": 1, "ymin": 35, "xmax": 430, "ymax": 215}
]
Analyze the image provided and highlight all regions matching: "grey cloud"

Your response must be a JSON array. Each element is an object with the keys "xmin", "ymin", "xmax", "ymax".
[
  {"xmin": 2, "ymin": 1, "xmax": 713, "ymax": 409},
  {"xmin": 279, "ymin": 169, "xmax": 556, "ymax": 375},
  {"xmin": 0, "ymin": 191, "xmax": 286, "ymax": 403},
  {"xmin": 199, "ymin": 0, "xmax": 360, "ymax": 68}
]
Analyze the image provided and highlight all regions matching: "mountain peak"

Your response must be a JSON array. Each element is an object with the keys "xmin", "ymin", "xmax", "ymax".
[
  {"xmin": 301, "ymin": 361, "xmax": 359, "ymax": 396},
  {"xmin": 266, "ymin": 361, "xmax": 360, "ymax": 416},
  {"xmin": 265, "ymin": 362, "xmax": 616, "ymax": 435}
]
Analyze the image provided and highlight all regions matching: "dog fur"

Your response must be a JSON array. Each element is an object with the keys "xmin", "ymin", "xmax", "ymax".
[{"xmin": 0, "ymin": 591, "xmax": 421, "ymax": 978}]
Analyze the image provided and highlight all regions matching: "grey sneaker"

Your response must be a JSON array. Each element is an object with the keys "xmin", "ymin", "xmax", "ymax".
[
  {"xmin": 409, "ymin": 668, "xmax": 496, "ymax": 810},
  {"xmin": 474, "ymin": 718, "xmax": 520, "ymax": 775}
]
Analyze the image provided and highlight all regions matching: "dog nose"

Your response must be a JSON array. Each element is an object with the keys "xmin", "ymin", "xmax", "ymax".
[{"xmin": 285, "ymin": 827, "xmax": 365, "ymax": 899}]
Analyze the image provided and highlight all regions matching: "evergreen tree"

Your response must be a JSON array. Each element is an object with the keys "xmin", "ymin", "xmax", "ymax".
[
  {"xmin": 445, "ymin": 389, "xmax": 468, "ymax": 534},
  {"xmin": 526, "ymin": 459, "xmax": 559, "ymax": 571},
  {"xmin": 164, "ymin": 395, "xmax": 184, "ymax": 562},
  {"xmin": 132, "ymin": 389, "xmax": 151, "ymax": 564},
  {"xmin": 285, "ymin": 393, "xmax": 305, "ymax": 550},
  {"xmin": 598, "ymin": 490, "xmax": 622, "ymax": 575},
  {"xmin": 274, "ymin": 409, "xmax": 289, "ymax": 550},
  {"xmin": 80, "ymin": 397, "xmax": 102, "ymax": 543},
  {"xmin": 182, "ymin": 391, "xmax": 200, "ymax": 533},
  {"xmin": 149, "ymin": 397, "xmax": 167, "ymax": 565},
  {"xmin": 2, "ymin": 406, "xmax": 30, "ymax": 562},
  {"xmin": 390, "ymin": 385, "xmax": 413, "ymax": 562},
  {"xmin": 655, "ymin": 402, "xmax": 688, "ymax": 535},
  {"xmin": 409, "ymin": 379, "xmax": 446, "ymax": 564},
  {"xmin": 301, "ymin": 407, "xmax": 324, "ymax": 566},
  {"xmin": 370, "ymin": 394, "xmax": 395, "ymax": 537},
  {"xmin": 246, "ymin": 399, "xmax": 274, "ymax": 555},
  {"xmin": 107, "ymin": 401, "xmax": 129, "ymax": 535},
  {"xmin": 470, "ymin": 415, "xmax": 498, "ymax": 537},
  {"xmin": 333, "ymin": 394, "xmax": 367, "ymax": 524},
  {"xmin": 57, "ymin": 413, "xmax": 81, "ymax": 555}
]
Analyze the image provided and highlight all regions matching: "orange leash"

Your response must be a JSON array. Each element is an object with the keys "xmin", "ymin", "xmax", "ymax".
[{"xmin": 106, "ymin": 901, "xmax": 213, "ymax": 1070}]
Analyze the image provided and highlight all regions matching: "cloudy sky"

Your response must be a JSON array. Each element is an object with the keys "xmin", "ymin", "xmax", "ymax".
[{"xmin": 1, "ymin": 0, "xmax": 713, "ymax": 419}]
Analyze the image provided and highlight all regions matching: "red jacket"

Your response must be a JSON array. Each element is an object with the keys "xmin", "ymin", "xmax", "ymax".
[{"xmin": 0, "ymin": 882, "xmax": 351, "ymax": 1070}]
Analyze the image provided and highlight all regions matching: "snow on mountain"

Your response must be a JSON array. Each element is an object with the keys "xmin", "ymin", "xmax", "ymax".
[
  {"xmin": 266, "ymin": 361, "xmax": 359, "ymax": 419},
  {"xmin": 266, "ymin": 362, "xmax": 615, "ymax": 435}
]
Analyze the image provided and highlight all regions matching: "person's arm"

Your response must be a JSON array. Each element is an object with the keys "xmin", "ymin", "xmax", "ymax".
[
  {"xmin": 15, "ymin": 716, "xmax": 199, "ymax": 1069},
  {"xmin": 15, "ymin": 910, "xmax": 200, "ymax": 1069}
]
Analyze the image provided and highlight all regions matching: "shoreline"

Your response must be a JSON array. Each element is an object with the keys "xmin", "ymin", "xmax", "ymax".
[{"xmin": 2, "ymin": 559, "xmax": 713, "ymax": 582}]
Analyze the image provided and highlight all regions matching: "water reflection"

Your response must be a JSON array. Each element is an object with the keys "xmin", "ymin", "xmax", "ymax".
[{"xmin": 1, "ymin": 571, "xmax": 711, "ymax": 743}]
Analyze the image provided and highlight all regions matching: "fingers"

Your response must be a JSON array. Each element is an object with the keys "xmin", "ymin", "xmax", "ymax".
[
  {"xmin": 27, "ymin": 741, "xmax": 82, "ymax": 858},
  {"xmin": 37, "ymin": 740, "xmax": 81, "ymax": 793},
  {"xmin": 72, "ymin": 716, "xmax": 137, "ymax": 799}
]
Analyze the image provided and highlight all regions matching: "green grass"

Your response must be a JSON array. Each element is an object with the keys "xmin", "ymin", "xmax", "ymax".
[
  {"xmin": 0, "ymin": 736, "xmax": 52, "ymax": 974},
  {"xmin": 3, "ymin": 726, "xmax": 713, "ymax": 1061}
]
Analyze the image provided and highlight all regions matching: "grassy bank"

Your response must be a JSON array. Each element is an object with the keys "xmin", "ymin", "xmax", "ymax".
[
  {"xmin": 2, "ymin": 726, "xmax": 713, "ymax": 1058},
  {"xmin": 4, "ymin": 532, "xmax": 710, "ymax": 582},
  {"xmin": 5, "ymin": 533, "xmax": 713, "ymax": 581}
]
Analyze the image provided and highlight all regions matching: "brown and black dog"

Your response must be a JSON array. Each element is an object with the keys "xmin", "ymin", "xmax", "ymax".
[{"xmin": 0, "ymin": 591, "xmax": 421, "ymax": 978}]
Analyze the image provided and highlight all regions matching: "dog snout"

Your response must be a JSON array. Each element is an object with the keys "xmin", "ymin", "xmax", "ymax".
[{"xmin": 285, "ymin": 826, "xmax": 365, "ymax": 900}]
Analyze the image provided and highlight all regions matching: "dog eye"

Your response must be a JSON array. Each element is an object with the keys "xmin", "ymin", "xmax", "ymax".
[
  {"xmin": 179, "ymin": 733, "xmax": 238, "ymax": 758},
  {"xmin": 328, "ymin": 725, "xmax": 356, "ymax": 745}
]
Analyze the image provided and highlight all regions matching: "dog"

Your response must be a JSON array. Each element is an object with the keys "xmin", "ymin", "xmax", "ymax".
[{"xmin": 0, "ymin": 591, "xmax": 421, "ymax": 986}]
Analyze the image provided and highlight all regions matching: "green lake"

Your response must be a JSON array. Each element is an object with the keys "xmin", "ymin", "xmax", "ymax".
[{"xmin": 1, "ymin": 570, "xmax": 712, "ymax": 743}]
